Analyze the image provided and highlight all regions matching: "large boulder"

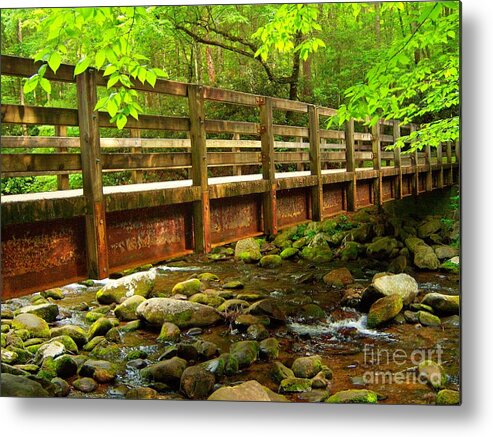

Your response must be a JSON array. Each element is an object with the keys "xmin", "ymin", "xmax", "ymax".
[
  {"xmin": 87, "ymin": 317, "xmax": 114, "ymax": 340},
  {"xmin": 323, "ymin": 267, "xmax": 354, "ymax": 288},
  {"xmin": 114, "ymin": 295, "xmax": 147, "ymax": 321},
  {"xmin": 291, "ymin": 355, "xmax": 323, "ymax": 378},
  {"xmin": 434, "ymin": 245, "xmax": 459, "ymax": 260},
  {"xmin": 0, "ymin": 373, "xmax": 50, "ymax": 397},
  {"xmin": 50, "ymin": 325, "xmax": 87, "ymax": 347},
  {"xmin": 136, "ymin": 298, "xmax": 222, "ymax": 328},
  {"xmin": 246, "ymin": 299, "xmax": 286, "ymax": 322},
  {"xmin": 180, "ymin": 365, "xmax": 215, "ymax": 400},
  {"xmin": 418, "ymin": 218, "xmax": 442, "ymax": 238},
  {"xmin": 208, "ymin": 380, "xmax": 287, "ymax": 402},
  {"xmin": 12, "ymin": 314, "xmax": 50, "ymax": 338},
  {"xmin": 300, "ymin": 234, "xmax": 333, "ymax": 263},
  {"xmin": 405, "ymin": 238, "xmax": 440, "ymax": 270},
  {"xmin": 96, "ymin": 270, "xmax": 156, "ymax": 304},
  {"xmin": 140, "ymin": 356, "xmax": 187, "ymax": 387},
  {"xmin": 366, "ymin": 237, "xmax": 399, "ymax": 260},
  {"xmin": 365, "ymin": 273, "xmax": 418, "ymax": 307},
  {"xmin": 230, "ymin": 341, "xmax": 259, "ymax": 368},
  {"xmin": 367, "ymin": 295, "xmax": 403, "ymax": 328},
  {"xmin": 235, "ymin": 238, "xmax": 262, "ymax": 263},
  {"xmin": 17, "ymin": 303, "xmax": 59, "ymax": 323},
  {"xmin": 421, "ymin": 293, "xmax": 460, "ymax": 315}
]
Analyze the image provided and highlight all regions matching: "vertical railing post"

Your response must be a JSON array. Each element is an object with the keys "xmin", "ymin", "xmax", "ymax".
[
  {"xmin": 437, "ymin": 142, "xmax": 444, "ymax": 188},
  {"xmin": 371, "ymin": 120, "xmax": 382, "ymax": 205},
  {"xmin": 296, "ymin": 136, "xmax": 304, "ymax": 172},
  {"xmin": 55, "ymin": 125, "xmax": 70, "ymax": 190},
  {"xmin": 411, "ymin": 124, "xmax": 419, "ymax": 196},
  {"xmin": 345, "ymin": 118, "xmax": 356, "ymax": 211},
  {"xmin": 259, "ymin": 97, "xmax": 277, "ymax": 235},
  {"xmin": 76, "ymin": 68, "xmax": 109, "ymax": 279},
  {"xmin": 309, "ymin": 105, "xmax": 323, "ymax": 221},
  {"xmin": 393, "ymin": 120, "xmax": 402, "ymax": 199},
  {"xmin": 231, "ymin": 133, "xmax": 241, "ymax": 176},
  {"xmin": 425, "ymin": 143, "xmax": 433, "ymax": 191},
  {"xmin": 446, "ymin": 140, "xmax": 453, "ymax": 185},
  {"xmin": 130, "ymin": 128, "xmax": 143, "ymax": 184},
  {"xmin": 188, "ymin": 84, "xmax": 211, "ymax": 253}
]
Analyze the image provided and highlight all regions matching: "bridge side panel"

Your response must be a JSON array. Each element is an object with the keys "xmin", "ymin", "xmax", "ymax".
[
  {"xmin": 276, "ymin": 188, "xmax": 310, "ymax": 228},
  {"xmin": 356, "ymin": 179, "xmax": 374, "ymax": 208},
  {"xmin": 106, "ymin": 204, "xmax": 194, "ymax": 272},
  {"xmin": 210, "ymin": 194, "xmax": 263, "ymax": 245},
  {"xmin": 322, "ymin": 183, "xmax": 347, "ymax": 216},
  {"xmin": 1, "ymin": 217, "xmax": 87, "ymax": 299},
  {"xmin": 382, "ymin": 177, "xmax": 395, "ymax": 202}
]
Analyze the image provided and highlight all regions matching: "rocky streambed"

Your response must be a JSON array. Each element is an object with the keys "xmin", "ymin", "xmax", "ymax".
[{"xmin": 0, "ymin": 205, "xmax": 460, "ymax": 405}]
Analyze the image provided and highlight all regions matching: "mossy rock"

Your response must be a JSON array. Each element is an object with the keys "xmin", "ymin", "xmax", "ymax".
[
  {"xmin": 238, "ymin": 251, "xmax": 262, "ymax": 264},
  {"xmin": 53, "ymin": 354, "xmax": 78, "ymax": 378},
  {"xmin": 292, "ymin": 237, "xmax": 308, "ymax": 249},
  {"xmin": 96, "ymin": 270, "xmax": 156, "ymax": 304},
  {"xmin": 280, "ymin": 247, "xmax": 299, "ymax": 260},
  {"xmin": 259, "ymin": 338, "xmax": 279, "ymax": 361},
  {"xmin": 291, "ymin": 355, "xmax": 323, "ymax": 378},
  {"xmin": 49, "ymin": 335, "xmax": 79, "ymax": 354},
  {"xmin": 87, "ymin": 317, "xmax": 114, "ymax": 340},
  {"xmin": 300, "ymin": 246, "xmax": 333, "ymax": 263},
  {"xmin": 259, "ymin": 255, "xmax": 282, "ymax": 269},
  {"xmin": 197, "ymin": 272, "xmax": 220, "ymax": 282},
  {"xmin": 217, "ymin": 299, "xmax": 250, "ymax": 313},
  {"xmin": 189, "ymin": 293, "xmax": 225, "ymax": 308},
  {"xmin": 86, "ymin": 311, "xmax": 105, "ymax": 323},
  {"xmin": 229, "ymin": 340, "xmax": 259, "ymax": 368},
  {"xmin": 222, "ymin": 280, "xmax": 244, "ymax": 290},
  {"xmin": 323, "ymin": 267, "xmax": 354, "ymax": 287},
  {"xmin": 171, "ymin": 278, "xmax": 202, "ymax": 297},
  {"xmin": 234, "ymin": 237, "xmax": 262, "ymax": 262},
  {"xmin": 0, "ymin": 373, "xmax": 50, "ymax": 397},
  {"xmin": 50, "ymin": 325, "xmax": 87, "ymax": 347},
  {"xmin": 271, "ymin": 361, "xmax": 295, "ymax": 384},
  {"xmin": 157, "ymin": 322, "xmax": 181, "ymax": 342},
  {"xmin": 12, "ymin": 314, "xmax": 50, "ymax": 339},
  {"xmin": 246, "ymin": 323, "xmax": 269, "ymax": 341},
  {"xmin": 339, "ymin": 241, "xmax": 362, "ymax": 261},
  {"xmin": 421, "ymin": 293, "xmax": 459, "ymax": 315},
  {"xmin": 279, "ymin": 377, "xmax": 312, "ymax": 393},
  {"xmin": 439, "ymin": 258, "xmax": 460, "ymax": 274},
  {"xmin": 367, "ymin": 295, "xmax": 403, "ymax": 328},
  {"xmin": 366, "ymin": 237, "xmax": 399, "ymax": 260},
  {"xmin": 326, "ymin": 389, "xmax": 378, "ymax": 404},
  {"xmin": 83, "ymin": 336, "xmax": 106, "ymax": 352},
  {"xmin": 1, "ymin": 348, "xmax": 19, "ymax": 365},
  {"xmin": 436, "ymin": 389, "xmax": 460, "ymax": 405},
  {"xmin": 234, "ymin": 314, "xmax": 270, "ymax": 328},
  {"xmin": 114, "ymin": 295, "xmax": 147, "ymax": 321},
  {"xmin": 72, "ymin": 377, "xmax": 98, "ymax": 393},
  {"xmin": 40, "ymin": 288, "xmax": 64, "ymax": 300},
  {"xmin": 208, "ymin": 380, "xmax": 288, "ymax": 402},
  {"xmin": 417, "ymin": 311, "xmax": 441, "ymax": 327},
  {"xmin": 418, "ymin": 360, "xmax": 446, "ymax": 389}
]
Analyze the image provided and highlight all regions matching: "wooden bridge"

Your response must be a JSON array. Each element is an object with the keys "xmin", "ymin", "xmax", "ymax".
[{"xmin": 0, "ymin": 55, "xmax": 459, "ymax": 300}]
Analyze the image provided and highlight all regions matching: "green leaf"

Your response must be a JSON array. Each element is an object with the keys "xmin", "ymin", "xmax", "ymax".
[
  {"xmin": 103, "ymin": 65, "xmax": 117, "ymax": 76},
  {"xmin": 116, "ymin": 114, "xmax": 127, "ymax": 130},
  {"xmin": 74, "ymin": 56, "xmax": 91, "ymax": 76},
  {"xmin": 128, "ymin": 105, "xmax": 139, "ymax": 120},
  {"xmin": 48, "ymin": 51, "xmax": 62, "ymax": 74},
  {"xmin": 106, "ymin": 98, "xmax": 118, "ymax": 118},
  {"xmin": 146, "ymin": 69, "xmax": 157, "ymax": 87},
  {"xmin": 152, "ymin": 67, "xmax": 167, "ymax": 78},
  {"xmin": 95, "ymin": 50, "xmax": 106, "ymax": 70},
  {"xmin": 23, "ymin": 76, "xmax": 39, "ymax": 94},
  {"xmin": 39, "ymin": 78, "xmax": 52, "ymax": 94},
  {"xmin": 107, "ymin": 74, "xmax": 120, "ymax": 88}
]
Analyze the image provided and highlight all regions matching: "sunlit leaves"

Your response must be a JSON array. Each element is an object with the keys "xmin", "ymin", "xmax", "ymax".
[
  {"xmin": 47, "ymin": 51, "xmax": 61, "ymax": 73},
  {"xmin": 74, "ymin": 56, "xmax": 91, "ymax": 75}
]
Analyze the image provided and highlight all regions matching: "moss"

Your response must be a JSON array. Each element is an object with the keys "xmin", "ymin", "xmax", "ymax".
[
  {"xmin": 238, "ymin": 251, "xmax": 261, "ymax": 264},
  {"xmin": 440, "ymin": 260, "xmax": 460, "ymax": 274},
  {"xmin": 222, "ymin": 280, "xmax": 244, "ymax": 290},
  {"xmin": 259, "ymin": 255, "xmax": 282, "ymax": 269},
  {"xmin": 300, "ymin": 246, "xmax": 333, "ymax": 263},
  {"xmin": 50, "ymin": 335, "xmax": 79, "ymax": 354},
  {"xmin": 36, "ymin": 356, "xmax": 57, "ymax": 381},
  {"xmin": 171, "ymin": 278, "xmax": 202, "ymax": 296},
  {"xmin": 326, "ymin": 389, "xmax": 378, "ymax": 404},
  {"xmin": 367, "ymin": 295, "xmax": 404, "ymax": 328},
  {"xmin": 436, "ymin": 389, "xmax": 460, "ymax": 405},
  {"xmin": 279, "ymin": 377, "xmax": 312, "ymax": 393},
  {"xmin": 86, "ymin": 311, "xmax": 105, "ymax": 323},
  {"xmin": 280, "ymin": 247, "xmax": 298, "ymax": 260}
]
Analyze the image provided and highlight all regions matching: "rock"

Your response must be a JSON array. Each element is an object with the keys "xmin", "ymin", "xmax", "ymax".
[
  {"xmin": 136, "ymin": 298, "xmax": 222, "ymax": 328},
  {"xmin": 339, "ymin": 241, "xmax": 362, "ymax": 261},
  {"xmin": 83, "ymin": 336, "xmax": 105, "ymax": 352},
  {"xmin": 440, "ymin": 258, "xmax": 460, "ymax": 274},
  {"xmin": 323, "ymin": 267, "xmax": 354, "ymax": 287},
  {"xmin": 418, "ymin": 360, "xmax": 446, "ymax": 389},
  {"xmin": 404, "ymin": 310, "xmax": 419, "ymax": 324},
  {"xmin": 296, "ymin": 389, "xmax": 331, "ymax": 402},
  {"xmin": 366, "ymin": 273, "xmax": 418, "ymax": 306},
  {"xmin": 434, "ymin": 245, "xmax": 459, "ymax": 260},
  {"xmin": 197, "ymin": 272, "xmax": 220, "ymax": 282},
  {"xmin": 311, "ymin": 370, "xmax": 331, "ymax": 389},
  {"xmin": 114, "ymin": 295, "xmax": 147, "ymax": 321},
  {"xmin": 259, "ymin": 338, "xmax": 279, "ymax": 360},
  {"xmin": 86, "ymin": 311, "xmax": 105, "ymax": 323},
  {"xmin": 120, "ymin": 320, "xmax": 141, "ymax": 332},
  {"xmin": 272, "ymin": 361, "xmax": 295, "ymax": 383},
  {"xmin": 367, "ymin": 295, "xmax": 403, "ymax": 328},
  {"xmin": 388, "ymin": 255, "xmax": 407, "ymax": 274},
  {"xmin": 127, "ymin": 359, "xmax": 147, "ymax": 369},
  {"xmin": 157, "ymin": 322, "xmax": 181, "ymax": 342},
  {"xmin": 222, "ymin": 280, "xmax": 244, "ymax": 290},
  {"xmin": 291, "ymin": 355, "xmax": 323, "ymax": 378},
  {"xmin": 217, "ymin": 299, "xmax": 250, "ymax": 312},
  {"xmin": 141, "ymin": 357, "xmax": 187, "ymax": 387},
  {"xmin": 235, "ymin": 237, "xmax": 262, "ymax": 263},
  {"xmin": 1, "ymin": 349, "xmax": 19, "ymax": 365},
  {"xmin": 414, "ymin": 244, "xmax": 440, "ymax": 270},
  {"xmin": 35, "ymin": 341, "xmax": 67, "ymax": 363},
  {"xmin": 441, "ymin": 315, "xmax": 460, "ymax": 328},
  {"xmin": 326, "ymin": 389, "xmax": 378, "ymax": 404},
  {"xmin": 51, "ymin": 377, "xmax": 70, "ymax": 397},
  {"xmin": 421, "ymin": 293, "xmax": 460, "ymax": 315},
  {"xmin": 41, "ymin": 288, "xmax": 64, "ymax": 300},
  {"xmin": 280, "ymin": 247, "xmax": 298, "ymax": 259},
  {"xmin": 349, "ymin": 224, "xmax": 373, "ymax": 243},
  {"xmin": 300, "ymin": 245, "xmax": 333, "ymax": 263},
  {"xmin": 189, "ymin": 293, "xmax": 224, "ymax": 308},
  {"xmin": 366, "ymin": 237, "xmax": 399, "ymax": 260},
  {"xmin": 53, "ymin": 355, "xmax": 78, "ymax": 378},
  {"xmin": 17, "ymin": 303, "xmax": 59, "ymax": 323},
  {"xmin": 341, "ymin": 285, "xmax": 365, "ymax": 308},
  {"xmin": 234, "ymin": 314, "xmax": 270, "ymax": 328},
  {"xmin": 417, "ymin": 311, "xmax": 441, "ymax": 327},
  {"xmin": 0, "ymin": 373, "xmax": 50, "ymax": 397},
  {"xmin": 50, "ymin": 325, "xmax": 87, "ymax": 347},
  {"xmin": 105, "ymin": 327, "xmax": 122, "ymax": 343},
  {"xmin": 96, "ymin": 270, "xmax": 156, "ymax": 304},
  {"xmin": 246, "ymin": 299, "xmax": 286, "ymax": 322},
  {"xmin": 87, "ymin": 317, "xmax": 114, "ymax": 340},
  {"xmin": 247, "ymin": 324, "xmax": 269, "ymax": 341},
  {"xmin": 208, "ymin": 380, "xmax": 287, "ymax": 402},
  {"xmin": 418, "ymin": 218, "xmax": 442, "ymax": 238},
  {"xmin": 12, "ymin": 314, "xmax": 50, "ymax": 339},
  {"xmin": 79, "ymin": 359, "xmax": 117, "ymax": 383},
  {"xmin": 436, "ymin": 389, "xmax": 460, "ymax": 405},
  {"xmin": 230, "ymin": 340, "xmax": 259, "ymax": 368},
  {"xmin": 180, "ymin": 365, "xmax": 215, "ymax": 400},
  {"xmin": 72, "ymin": 377, "xmax": 98, "ymax": 393},
  {"xmin": 171, "ymin": 278, "xmax": 202, "ymax": 297},
  {"xmin": 279, "ymin": 377, "xmax": 312, "ymax": 393},
  {"xmin": 259, "ymin": 255, "xmax": 282, "ymax": 269},
  {"xmin": 125, "ymin": 387, "xmax": 158, "ymax": 399}
]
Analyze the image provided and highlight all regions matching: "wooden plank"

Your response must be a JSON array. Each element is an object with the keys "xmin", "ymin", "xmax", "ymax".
[
  {"xmin": 317, "ymin": 107, "xmax": 338, "ymax": 117},
  {"xmin": 319, "ymin": 129, "xmax": 345, "ymax": 140},
  {"xmin": 203, "ymin": 86, "xmax": 258, "ymax": 106},
  {"xmin": 1, "ymin": 153, "xmax": 82, "ymax": 174},
  {"xmin": 188, "ymin": 84, "xmax": 211, "ymax": 253},
  {"xmin": 76, "ymin": 68, "xmax": 109, "ymax": 279},
  {"xmin": 1, "ymin": 136, "xmax": 80, "ymax": 148},
  {"xmin": 231, "ymin": 133, "xmax": 241, "ymax": 176},
  {"xmin": 205, "ymin": 119, "xmax": 258, "ymax": 135},
  {"xmin": 102, "ymin": 152, "xmax": 191, "ymax": 169},
  {"xmin": 271, "ymin": 98, "xmax": 308, "ymax": 113},
  {"xmin": 260, "ymin": 97, "xmax": 277, "ymax": 235},
  {"xmin": 273, "ymin": 125, "xmax": 309, "ymax": 138},
  {"xmin": 308, "ymin": 105, "xmax": 323, "ymax": 221},
  {"xmin": 55, "ymin": 126, "xmax": 70, "ymax": 190},
  {"xmin": 345, "ymin": 118, "xmax": 356, "ymax": 211},
  {"xmin": 393, "ymin": 120, "xmax": 403, "ymax": 199},
  {"xmin": 372, "ymin": 121, "xmax": 382, "ymax": 205},
  {"xmin": 130, "ymin": 129, "xmax": 143, "ymax": 184}
]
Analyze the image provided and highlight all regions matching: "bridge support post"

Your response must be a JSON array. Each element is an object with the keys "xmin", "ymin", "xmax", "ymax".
[
  {"xmin": 345, "ymin": 118, "xmax": 356, "ymax": 211},
  {"xmin": 259, "ymin": 97, "xmax": 277, "ymax": 235},
  {"xmin": 188, "ymin": 84, "xmax": 211, "ymax": 253},
  {"xmin": 437, "ymin": 142, "xmax": 444, "ymax": 188},
  {"xmin": 76, "ymin": 68, "xmax": 109, "ymax": 279},
  {"xmin": 446, "ymin": 141, "xmax": 453, "ymax": 185},
  {"xmin": 130, "ymin": 128, "xmax": 143, "ymax": 184},
  {"xmin": 55, "ymin": 125, "xmax": 70, "ymax": 190},
  {"xmin": 393, "ymin": 120, "xmax": 402, "ymax": 199},
  {"xmin": 309, "ymin": 105, "xmax": 323, "ymax": 221},
  {"xmin": 425, "ymin": 143, "xmax": 433, "ymax": 191},
  {"xmin": 372, "ymin": 120, "xmax": 382, "ymax": 205},
  {"xmin": 411, "ymin": 124, "xmax": 419, "ymax": 196}
]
